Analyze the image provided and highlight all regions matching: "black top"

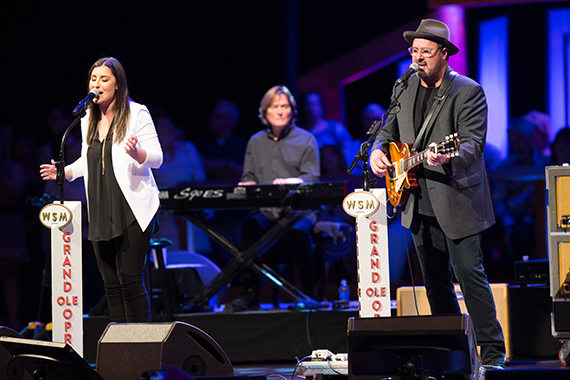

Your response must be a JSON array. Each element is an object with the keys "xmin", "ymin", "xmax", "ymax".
[
  {"xmin": 413, "ymin": 85, "xmax": 438, "ymax": 217},
  {"xmin": 87, "ymin": 128, "xmax": 135, "ymax": 241}
]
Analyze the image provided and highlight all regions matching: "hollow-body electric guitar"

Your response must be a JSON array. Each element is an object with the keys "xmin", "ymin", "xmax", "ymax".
[{"xmin": 386, "ymin": 134, "xmax": 460, "ymax": 206}]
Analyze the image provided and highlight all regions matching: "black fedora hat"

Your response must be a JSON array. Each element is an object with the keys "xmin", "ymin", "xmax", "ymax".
[{"xmin": 403, "ymin": 19, "xmax": 459, "ymax": 56}]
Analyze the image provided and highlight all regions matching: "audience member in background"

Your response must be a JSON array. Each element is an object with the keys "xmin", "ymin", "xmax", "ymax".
[
  {"xmin": 524, "ymin": 109, "xmax": 551, "ymax": 157},
  {"xmin": 498, "ymin": 112, "xmax": 550, "ymax": 169},
  {"xmin": 492, "ymin": 111, "xmax": 547, "ymax": 173},
  {"xmin": 225, "ymin": 85, "xmax": 320, "ymax": 312},
  {"xmin": 152, "ymin": 109, "xmax": 208, "ymax": 252},
  {"xmin": 0, "ymin": 125, "xmax": 30, "ymax": 330},
  {"xmin": 302, "ymin": 92, "xmax": 355, "ymax": 169},
  {"xmin": 483, "ymin": 143, "xmax": 502, "ymax": 172},
  {"xmin": 195, "ymin": 99, "xmax": 247, "ymax": 182},
  {"xmin": 550, "ymin": 127, "xmax": 570, "ymax": 166},
  {"xmin": 347, "ymin": 103, "xmax": 388, "ymax": 176},
  {"xmin": 153, "ymin": 110, "xmax": 206, "ymax": 186},
  {"xmin": 320, "ymin": 145, "xmax": 348, "ymax": 179},
  {"xmin": 194, "ymin": 100, "xmax": 248, "ymax": 266},
  {"xmin": 39, "ymin": 107, "xmax": 74, "ymax": 164},
  {"xmin": 492, "ymin": 113, "xmax": 551, "ymax": 261},
  {"xmin": 360, "ymin": 103, "xmax": 386, "ymax": 141},
  {"xmin": 11, "ymin": 131, "xmax": 50, "ymax": 321}
]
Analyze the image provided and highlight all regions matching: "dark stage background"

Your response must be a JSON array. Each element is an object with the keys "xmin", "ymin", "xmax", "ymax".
[
  {"xmin": 0, "ymin": 1, "xmax": 428, "ymax": 142},
  {"xmin": 1, "ymin": 1, "xmax": 560, "ymax": 142}
]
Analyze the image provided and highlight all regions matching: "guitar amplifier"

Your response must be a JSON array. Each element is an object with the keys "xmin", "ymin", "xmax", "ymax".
[
  {"xmin": 396, "ymin": 283, "xmax": 511, "ymax": 362},
  {"xmin": 546, "ymin": 165, "xmax": 570, "ymax": 338}
]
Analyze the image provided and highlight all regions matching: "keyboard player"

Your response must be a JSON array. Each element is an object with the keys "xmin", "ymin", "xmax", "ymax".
[{"xmin": 224, "ymin": 85, "xmax": 320, "ymax": 312}]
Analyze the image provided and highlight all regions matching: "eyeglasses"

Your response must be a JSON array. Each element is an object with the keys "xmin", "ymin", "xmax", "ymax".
[{"xmin": 408, "ymin": 47, "xmax": 439, "ymax": 58}]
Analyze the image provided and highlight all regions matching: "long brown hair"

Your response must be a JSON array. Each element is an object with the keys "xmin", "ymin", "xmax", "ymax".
[
  {"xmin": 258, "ymin": 85, "xmax": 297, "ymax": 127},
  {"xmin": 86, "ymin": 57, "xmax": 131, "ymax": 146}
]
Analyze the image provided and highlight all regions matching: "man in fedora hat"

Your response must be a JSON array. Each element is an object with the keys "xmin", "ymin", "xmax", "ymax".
[{"xmin": 369, "ymin": 19, "xmax": 506, "ymax": 371}]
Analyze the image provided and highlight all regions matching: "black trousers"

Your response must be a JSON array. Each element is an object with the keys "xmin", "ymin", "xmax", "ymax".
[
  {"xmin": 92, "ymin": 221, "xmax": 152, "ymax": 322},
  {"xmin": 411, "ymin": 213, "xmax": 506, "ymax": 366}
]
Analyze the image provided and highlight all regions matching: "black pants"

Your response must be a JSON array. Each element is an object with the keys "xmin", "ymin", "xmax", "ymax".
[
  {"xmin": 92, "ymin": 221, "xmax": 152, "ymax": 322},
  {"xmin": 411, "ymin": 213, "xmax": 506, "ymax": 366}
]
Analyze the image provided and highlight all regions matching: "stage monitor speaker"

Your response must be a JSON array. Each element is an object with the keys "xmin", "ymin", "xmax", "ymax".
[
  {"xmin": 0, "ymin": 335, "xmax": 102, "ymax": 380},
  {"xmin": 347, "ymin": 314, "xmax": 479, "ymax": 380},
  {"xmin": 96, "ymin": 321, "xmax": 234, "ymax": 380},
  {"xmin": 1, "ymin": 327, "xmax": 31, "ymax": 380}
]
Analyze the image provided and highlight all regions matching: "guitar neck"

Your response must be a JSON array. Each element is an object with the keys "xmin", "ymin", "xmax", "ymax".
[
  {"xmin": 397, "ymin": 135, "xmax": 459, "ymax": 173},
  {"xmin": 402, "ymin": 147, "xmax": 431, "ymax": 172}
]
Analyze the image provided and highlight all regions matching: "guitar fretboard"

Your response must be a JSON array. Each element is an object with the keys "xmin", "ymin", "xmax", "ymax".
[{"xmin": 403, "ymin": 148, "xmax": 430, "ymax": 172}]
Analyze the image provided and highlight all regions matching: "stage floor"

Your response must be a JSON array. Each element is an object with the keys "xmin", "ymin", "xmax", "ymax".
[{"xmin": 230, "ymin": 360, "xmax": 570, "ymax": 379}]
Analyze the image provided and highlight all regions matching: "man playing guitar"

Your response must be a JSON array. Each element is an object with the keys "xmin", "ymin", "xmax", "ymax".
[{"xmin": 369, "ymin": 19, "xmax": 506, "ymax": 374}]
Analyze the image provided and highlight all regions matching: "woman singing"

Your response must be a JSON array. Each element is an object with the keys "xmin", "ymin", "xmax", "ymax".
[{"xmin": 40, "ymin": 57, "xmax": 163, "ymax": 322}]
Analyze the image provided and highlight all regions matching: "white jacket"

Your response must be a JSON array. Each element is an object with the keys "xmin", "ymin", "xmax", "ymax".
[{"xmin": 67, "ymin": 101, "xmax": 163, "ymax": 232}]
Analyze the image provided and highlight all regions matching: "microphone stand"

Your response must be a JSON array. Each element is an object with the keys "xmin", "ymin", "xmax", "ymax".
[
  {"xmin": 347, "ymin": 80, "xmax": 411, "ymax": 192},
  {"xmin": 55, "ymin": 109, "xmax": 86, "ymax": 203},
  {"xmin": 36, "ymin": 108, "xmax": 87, "ymax": 322}
]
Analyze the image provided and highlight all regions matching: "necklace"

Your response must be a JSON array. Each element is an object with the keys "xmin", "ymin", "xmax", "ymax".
[{"xmin": 101, "ymin": 117, "xmax": 115, "ymax": 175}]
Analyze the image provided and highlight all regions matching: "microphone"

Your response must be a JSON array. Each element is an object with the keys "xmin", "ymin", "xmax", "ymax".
[
  {"xmin": 396, "ymin": 63, "xmax": 420, "ymax": 85},
  {"xmin": 72, "ymin": 89, "xmax": 100, "ymax": 116}
]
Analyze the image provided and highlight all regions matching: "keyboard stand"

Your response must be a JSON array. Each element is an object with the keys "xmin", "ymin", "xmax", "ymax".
[{"xmin": 176, "ymin": 208, "xmax": 325, "ymax": 312}]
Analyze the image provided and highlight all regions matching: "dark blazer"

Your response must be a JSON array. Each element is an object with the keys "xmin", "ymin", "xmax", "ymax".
[{"xmin": 372, "ymin": 66, "xmax": 495, "ymax": 240}]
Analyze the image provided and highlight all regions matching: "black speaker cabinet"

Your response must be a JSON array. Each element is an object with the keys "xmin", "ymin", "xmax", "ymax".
[
  {"xmin": 0, "ymin": 335, "xmax": 101, "ymax": 380},
  {"xmin": 348, "ymin": 314, "xmax": 479, "ymax": 380},
  {"xmin": 1, "ymin": 327, "xmax": 31, "ymax": 380},
  {"xmin": 96, "ymin": 321, "xmax": 234, "ymax": 380}
]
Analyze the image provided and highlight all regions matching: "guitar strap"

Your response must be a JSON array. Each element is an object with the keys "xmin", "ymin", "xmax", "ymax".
[{"xmin": 411, "ymin": 69, "xmax": 459, "ymax": 153}]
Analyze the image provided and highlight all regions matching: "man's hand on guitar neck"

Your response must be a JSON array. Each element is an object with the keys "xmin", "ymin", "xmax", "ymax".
[
  {"xmin": 370, "ymin": 149, "xmax": 392, "ymax": 178},
  {"xmin": 426, "ymin": 142, "xmax": 451, "ymax": 167}
]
